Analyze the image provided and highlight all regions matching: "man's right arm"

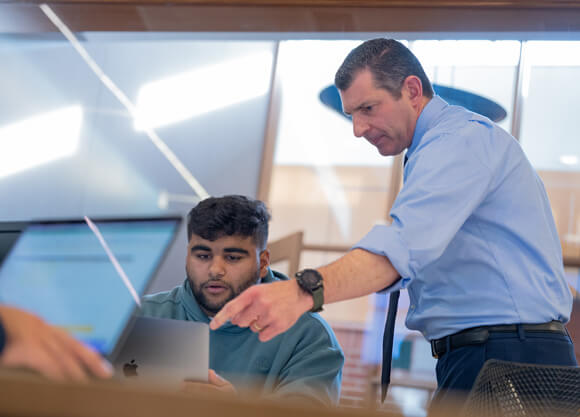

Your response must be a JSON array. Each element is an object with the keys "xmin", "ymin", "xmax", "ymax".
[
  {"xmin": 211, "ymin": 248, "xmax": 399, "ymax": 342},
  {"xmin": 318, "ymin": 248, "xmax": 400, "ymax": 303}
]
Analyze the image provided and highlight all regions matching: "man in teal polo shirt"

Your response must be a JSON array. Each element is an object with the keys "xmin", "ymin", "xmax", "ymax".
[{"xmin": 140, "ymin": 195, "xmax": 343, "ymax": 406}]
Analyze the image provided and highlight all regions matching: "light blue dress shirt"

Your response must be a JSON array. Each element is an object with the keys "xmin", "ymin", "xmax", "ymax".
[{"xmin": 355, "ymin": 96, "xmax": 572, "ymax": 341}]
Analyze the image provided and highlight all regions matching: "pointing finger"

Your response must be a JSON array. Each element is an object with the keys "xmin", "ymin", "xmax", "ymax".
[{"xmin": 210, "ymin": 289, "xmax": 253, "ymax": 330}]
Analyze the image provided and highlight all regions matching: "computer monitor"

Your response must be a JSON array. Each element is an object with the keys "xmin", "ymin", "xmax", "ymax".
[
  {"xmin": 0, "ymin": 217, "xmax": 182, "ymax": 361},
  {"xmin": 0, "ymin": 221, "xmax": 27, "ymax": 266}
]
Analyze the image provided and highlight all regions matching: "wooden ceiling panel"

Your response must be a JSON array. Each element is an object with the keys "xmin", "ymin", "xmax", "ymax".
[
  {"xmin": 7, "ymin": 0, "xmax": 580, "ymax": 7},
  {"xmin": 1, "ymin": 0, "xmax": 580, "ymax": 33}
]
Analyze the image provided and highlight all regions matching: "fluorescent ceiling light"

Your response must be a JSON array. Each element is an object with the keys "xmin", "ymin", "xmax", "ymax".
[
  {"xmin": 134, "ymin": 51, "xmax": 273, "ymax": 131},
  {"xmin": 0, "ymin": 106, "xmax": 83, "ymax": 179},
  {"xmin": 157, "ymin": 190, "xmax": 201, "ymax": 209},
  {"xmin": 560, "ymin": 155, "xmax": 579, "ymax": 166}
]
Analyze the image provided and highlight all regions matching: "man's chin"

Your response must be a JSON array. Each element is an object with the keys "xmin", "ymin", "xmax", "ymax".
[
  {"xmin": 204, "ymin": 299, "xmax": 228, "ymax": 311},
  {"xmin": 196, "ymin": 292, "xmax": 233, "ymax": 315},
  {"xmin": 200, "ymin": 302, "xmax": 226, "ymax": 316},
  {"xmin": 377, "ymin": 145, "xmax": 403, "ymax": 157}
]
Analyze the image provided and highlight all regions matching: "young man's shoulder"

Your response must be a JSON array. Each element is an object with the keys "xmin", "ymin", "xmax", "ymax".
[
  {"xmin": 140, "ymin": 285, "xmax": 188, "ymax": 319},
  {"xmin": 142, "ymin": 285, "xmax": 181, "ymax": 304},
  {"xmin": 263, "ymin": 269, "xmax": 290, "ymax": 283},
  {"xmin": 295, "ymin": 311, "xmax": 340, "ymax": 344}
]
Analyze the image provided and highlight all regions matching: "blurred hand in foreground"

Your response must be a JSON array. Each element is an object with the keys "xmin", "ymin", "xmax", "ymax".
[{"xmin": 0, "ymin": 305, "xmax": 113, "ymax": 382}]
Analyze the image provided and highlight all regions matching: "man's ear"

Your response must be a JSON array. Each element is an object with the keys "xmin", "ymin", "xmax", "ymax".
[
  {"xmin": 403, "ymin": 75, "xmax": 423, "ymax": 104},
  {"xmin": 259, "ymin": 249, "xmax": 270, "ymax": 277}
]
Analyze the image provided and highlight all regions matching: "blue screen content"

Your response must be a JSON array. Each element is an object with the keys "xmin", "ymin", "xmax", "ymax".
[{"xmin": 0, "ymin": 219, "xmax": 179, "ymax": 356}]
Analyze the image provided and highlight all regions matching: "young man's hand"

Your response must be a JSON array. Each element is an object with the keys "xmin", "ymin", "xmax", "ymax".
[
  {"xmin": 0, "ymin": 305, "xmax": 113, "ymax": 381},
  {"xmin": 181, "ymin": 369, "xmax": 237, "ymax": 396}
]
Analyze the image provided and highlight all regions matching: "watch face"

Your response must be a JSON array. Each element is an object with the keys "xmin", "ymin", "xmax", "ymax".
[
  {"xmin": 300, "ymin": 270, "xmax": 321, "ymax": 288},
  {"xmin": 296, "ymin": 269, "xmax": 324, "ymax": 312}
]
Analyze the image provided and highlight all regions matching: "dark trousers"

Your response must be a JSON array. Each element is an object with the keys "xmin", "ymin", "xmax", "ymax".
[{"xmin": 430, "ymin": 328, "xmax": 578, "ymax": 407}]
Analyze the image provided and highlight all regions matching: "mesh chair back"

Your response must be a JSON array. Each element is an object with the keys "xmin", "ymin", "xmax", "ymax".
[{"xmin": 463, "ymin": 359, "xmax": 580, "ymax": 417}]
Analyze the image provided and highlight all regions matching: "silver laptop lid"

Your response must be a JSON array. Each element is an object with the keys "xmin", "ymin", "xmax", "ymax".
[{"xmin": 114, "ymin": 316, "xmax": 209, "ymax": 385}]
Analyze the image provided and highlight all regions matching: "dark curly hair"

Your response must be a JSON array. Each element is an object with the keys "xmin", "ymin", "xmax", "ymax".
[{"xmin": 187, "ymin": 195, "xmax": 271, "ymax": 250}]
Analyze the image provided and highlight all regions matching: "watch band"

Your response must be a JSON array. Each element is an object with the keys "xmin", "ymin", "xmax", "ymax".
[{"xmin": 310, "ymin": 286, "xmax": 324, "ymax": 313}]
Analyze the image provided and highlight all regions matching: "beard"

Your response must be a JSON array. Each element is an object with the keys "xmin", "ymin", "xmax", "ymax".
[{"xmin": 189, "ymin": 267, "xmax": 261, "ymax": 316}]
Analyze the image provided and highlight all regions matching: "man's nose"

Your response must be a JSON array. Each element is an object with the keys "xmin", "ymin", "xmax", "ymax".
[
  {"xmin": 352, "ymin": 116, "xmax": 368, "ymax": 138},
  {"xmin": 209, "ymin": 258, "xmax": 225, "ymax": 278}
]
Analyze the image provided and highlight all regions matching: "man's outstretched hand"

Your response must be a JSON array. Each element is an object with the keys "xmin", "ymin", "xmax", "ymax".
[{"xmin": 210, "ymin": 279, "xmax": 313, "ymax": 342}]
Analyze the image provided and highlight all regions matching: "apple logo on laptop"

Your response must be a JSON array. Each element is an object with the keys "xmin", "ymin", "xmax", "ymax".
[{"xmin": 123, "ymin": 359, "xmax": 139, "ymax": 377}]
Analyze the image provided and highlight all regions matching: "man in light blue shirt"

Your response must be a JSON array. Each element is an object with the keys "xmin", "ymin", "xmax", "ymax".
[{"xmin": 210, "ymin": 39, "xmax": 577, "ymax": 403}]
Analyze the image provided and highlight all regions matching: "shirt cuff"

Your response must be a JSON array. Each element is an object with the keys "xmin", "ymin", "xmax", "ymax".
[{"xmin": 352, "ymin": 225, "xmax": 413, "ymax": 292}]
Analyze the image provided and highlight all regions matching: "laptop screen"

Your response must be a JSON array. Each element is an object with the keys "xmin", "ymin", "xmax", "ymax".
[
  {"xmin": 0, "ymin": 221, "xmax": 27, "ymax": 266},
  {"xmin": 0, "ymin": 217, "xmax": 181, "ymax": 359}
]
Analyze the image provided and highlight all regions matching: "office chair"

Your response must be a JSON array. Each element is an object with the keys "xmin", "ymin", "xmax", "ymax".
[{"xmin": 462, "ymin": 359, "xmax": 580, "ymax": 417}]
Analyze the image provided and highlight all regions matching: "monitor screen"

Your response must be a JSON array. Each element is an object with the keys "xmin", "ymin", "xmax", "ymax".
[
  {"xmin": 0, "ymin": 217, "xmax": 181, "ymax": 358},
  {"xmin": 0, "ymin": 222, "xmax": 27, "ymax": 266}
]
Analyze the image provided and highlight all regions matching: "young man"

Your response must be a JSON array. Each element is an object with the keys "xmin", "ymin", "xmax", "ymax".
[
  {"xmin": 211, "ymin": 39, "xmax": 577, "ymax": 404},
  {"xmin": 140, "ymin": 195, "xmax": 343, "ymax": 406}
]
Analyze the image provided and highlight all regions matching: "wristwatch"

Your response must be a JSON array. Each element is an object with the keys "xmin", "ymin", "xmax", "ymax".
[{"xmin": 294, "ymin": 269, "xmax": 324, "ymax": 313}]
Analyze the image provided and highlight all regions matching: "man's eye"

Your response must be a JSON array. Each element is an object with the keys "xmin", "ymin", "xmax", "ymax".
[
  {"xmin": 363, "ymin": 105, "xmax": 373, "ymax": 113},
  {"xmin": 226, "ymin": 255, "xmax": 242, "ymax": 262},
  {"xmin": 195, "ymin": 253, "xmax": 210, "ymax": 260}
]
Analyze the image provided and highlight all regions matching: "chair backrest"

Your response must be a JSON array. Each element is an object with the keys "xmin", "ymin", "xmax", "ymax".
[
  {"xmin": 267, "ymin": 231, "xmax": 303, "ymax": 277},
  {"xmin": 463, "ymin": 359, "xmax": 580, "ymax": 417}
]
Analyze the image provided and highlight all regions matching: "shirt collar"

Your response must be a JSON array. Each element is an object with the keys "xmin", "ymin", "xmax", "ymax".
[{"xmin": 406, "ymin": 95, "xmax": 448, "ymax": 159}]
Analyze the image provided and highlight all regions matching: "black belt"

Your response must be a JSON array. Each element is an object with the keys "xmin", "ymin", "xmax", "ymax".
[{"xmin": 430, "ymin": 321, "xmax": 567, "ymax": 359}]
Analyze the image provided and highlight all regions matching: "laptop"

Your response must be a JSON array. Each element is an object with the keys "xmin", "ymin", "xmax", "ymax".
[
  {"xmin": 113, "ymin": 316, "xmax": 209, "ymax": 386},
  {"xmin": 0, "ymin": 216, "xmax": 181, "ymax": 363},
  {"xmin": 0, "ymin": 221, "xmax": 27, "ymax": 266}
]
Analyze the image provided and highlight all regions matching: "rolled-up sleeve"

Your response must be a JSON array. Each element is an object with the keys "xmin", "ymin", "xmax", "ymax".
[{"xmin": 353, "ymin": 225, "xmax": 412, "ymax": 292}]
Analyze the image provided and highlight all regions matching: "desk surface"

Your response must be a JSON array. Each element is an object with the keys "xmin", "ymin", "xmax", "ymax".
[
  {"xmin": 0, "ymin": 369, "xmax": 471, "ymax": 417},
  {"xmin": 0, "ymin": 370, "xmax": 398, "ymax": 417}
]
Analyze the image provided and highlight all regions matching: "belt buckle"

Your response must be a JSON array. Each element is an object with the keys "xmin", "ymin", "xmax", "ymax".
[{"xmin": 430, "ymin": 340, "xmax": 439, "ymax": 359}]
